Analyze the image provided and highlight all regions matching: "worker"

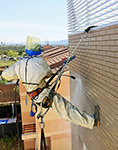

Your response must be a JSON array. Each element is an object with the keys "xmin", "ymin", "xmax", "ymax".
[{"xmin": 2, "ymin": 36, "xmax": 100, "ymax": 129}]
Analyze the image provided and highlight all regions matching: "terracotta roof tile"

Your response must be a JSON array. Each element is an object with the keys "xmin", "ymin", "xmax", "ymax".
[
  {"xmin": 43, "ymin": 45, "xmax": 53, "ymax": 50},
  {"xmin": 43, "ymin": 46, "xmax": 69, "ymax": 73}
]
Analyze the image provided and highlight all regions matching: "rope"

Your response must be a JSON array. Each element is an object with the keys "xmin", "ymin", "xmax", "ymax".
[
  {"xmin": 35, "ymin": 102, "xmax": 43, "ymax": 150},
  {"xmin": 35, "ymin": 116, "xmax": 47, "ymax": 150},
  {"xmin": 39, "ymin": 117, "xmax": 46, "ymax": 150},
  {"xmin": 40, "ymin": 128, "xmax": 46, "ymax": 150}
]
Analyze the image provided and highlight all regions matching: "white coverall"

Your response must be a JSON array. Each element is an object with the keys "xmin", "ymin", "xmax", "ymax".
[{"xmin": 2, "ymin": 55, "xmax": 94, "ymax": 129}]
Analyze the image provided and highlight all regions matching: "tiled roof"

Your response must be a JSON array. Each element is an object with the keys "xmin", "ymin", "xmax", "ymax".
[
  {"xmin": 43, "ymin": 45, "xmax": 53, "ymax": 50},
  {"xmin": 43, "ymin": 46, "xmax": 69, "ymax": 73}
]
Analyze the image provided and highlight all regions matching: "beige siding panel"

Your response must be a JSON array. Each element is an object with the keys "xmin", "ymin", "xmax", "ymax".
[{"xmin": 69, "ymin": 24, "xmax": 118, "ymax": 150}]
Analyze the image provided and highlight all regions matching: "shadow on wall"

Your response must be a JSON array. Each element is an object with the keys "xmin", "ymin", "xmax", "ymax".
[
  {"xmin": 71, "ymin": 71, "xmax": 98, "ymax": 116},
  {"xmin": 70, "ymin": 72, "xmax": 91, "ymax": 113}
]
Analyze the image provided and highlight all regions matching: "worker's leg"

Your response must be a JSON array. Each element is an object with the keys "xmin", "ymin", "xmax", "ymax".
[
  {"xmin": 51, "ymin": 92, "xmax": 95, "ymax": 129},
  {"xmin": 34, "ymin": 88, "xmax": 100, "ymax": 129}
]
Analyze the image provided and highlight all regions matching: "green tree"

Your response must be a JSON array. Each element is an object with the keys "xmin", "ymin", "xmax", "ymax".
[
  {"xmin": 0, "ymin": 51, "xmax": 3, "ymax": 55},
  {"xmin": 18, "ymin": 49, "xmax": 24, "ymax": 55},
  {"xmin": 7, "ymin": 50, "xmax": 18, "ymax": 57},
  {"xmin": 3, "ymin": 50, "xmax": 8, "ymax": 55},
  {"xmin": 7, "ymin": 50, "xmax": 14, "ymax": 57},
  {"xmin": 0, "ymin": 77, "xmax": 7, "ymax": 84}
]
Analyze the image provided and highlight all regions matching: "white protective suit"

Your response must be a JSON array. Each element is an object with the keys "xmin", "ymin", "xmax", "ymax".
[{"xmin": 2, "ymin": 55, "xmax": 94, "ymax": 129}]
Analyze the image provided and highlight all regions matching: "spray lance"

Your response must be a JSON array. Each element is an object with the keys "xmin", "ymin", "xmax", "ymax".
[
  {"xmin": 46, "ymin": 26, "xmax": 97, "ymax": 86},
  {"xmin": 49, "ymin": 26, "xmax": 96, "ymax": 88}
]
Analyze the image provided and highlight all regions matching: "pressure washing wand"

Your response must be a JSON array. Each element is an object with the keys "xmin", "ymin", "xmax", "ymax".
[{"xmin": 48, "ymin": 26, "xmax": 97, "ymax": 91}]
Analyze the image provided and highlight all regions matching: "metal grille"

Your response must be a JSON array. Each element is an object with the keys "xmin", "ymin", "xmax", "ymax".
[{"xmin": 67, "ymin": 0, "xmax": 118, "ymax": 34}]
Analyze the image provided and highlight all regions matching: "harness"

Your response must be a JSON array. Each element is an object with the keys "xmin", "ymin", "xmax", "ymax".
[
  {"xmin": 22, "ymin": 56, "xmax": 56, "ymax": 118},
  {"xmin": 28, "ymin": 88, "xmax": 42, "ymax": 99},
  {"xmin": 27, "ymin": 86, "xmax": 54, "ymax": 117}
]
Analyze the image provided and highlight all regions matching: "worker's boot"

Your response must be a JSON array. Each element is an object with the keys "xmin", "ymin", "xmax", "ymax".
[{"xmin": 93, "ymin": 105, "xmax": 100, "ymax": 126}]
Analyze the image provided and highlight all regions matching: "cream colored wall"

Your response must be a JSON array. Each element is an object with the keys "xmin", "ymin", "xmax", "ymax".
[
  {"xmin": 69, "ymin": 24, "xmax": 118, "ymax": 150},
  {"xmin": 19, "ymin": 83, "xmax": 35, "ymax": 125}
]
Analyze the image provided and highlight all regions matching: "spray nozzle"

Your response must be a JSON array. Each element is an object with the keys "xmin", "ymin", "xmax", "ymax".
[
  {"xmin": 62, "ymin": 75, "xmax": 76, "ymax": 80},
  {"xmin": 85, "ymin": 26, "xmax": 97, "ymax": 33}
]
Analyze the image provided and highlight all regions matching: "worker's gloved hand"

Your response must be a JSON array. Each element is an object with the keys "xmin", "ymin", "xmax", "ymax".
[{"xmin": 64, "ymin": 55, "xmax": 76, "ymax": 64}]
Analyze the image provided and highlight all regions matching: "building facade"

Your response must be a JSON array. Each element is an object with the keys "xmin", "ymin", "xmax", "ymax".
[{"xmin": 67, "ymin": 0, "xmax": 118, "ymax": 150}]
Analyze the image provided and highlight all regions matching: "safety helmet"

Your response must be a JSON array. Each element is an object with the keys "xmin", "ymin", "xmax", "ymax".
[{"xmin": 25, "ymin": 36, "xmax": 43, "ymax": 56}]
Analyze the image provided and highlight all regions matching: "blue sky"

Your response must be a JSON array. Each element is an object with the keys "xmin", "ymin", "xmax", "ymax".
[{"xmin": 0, "ymin": 0, "xmax": 68, "ymax": 43}]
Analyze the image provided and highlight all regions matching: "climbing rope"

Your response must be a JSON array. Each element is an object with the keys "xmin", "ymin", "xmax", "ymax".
[
  {"xmin": 35, "ymin": 116, "xmax": 47, "ymax": 150},
  {"xmin": 39, "ymin": 117, "xmax": 46, "ymax": 150},
  {"xmin": 35, "ymin": 101, "xmax": 43, "ymax": 150}
]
